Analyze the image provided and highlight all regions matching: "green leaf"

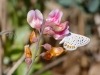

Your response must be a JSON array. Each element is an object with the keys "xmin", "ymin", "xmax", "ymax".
[
  {"xmin": 86, "ymin": 0, "xmax": 100, "ymax": 13},
  {"xmin": 22, "ymin": 19, "xmax": 28, "ymax": 25},
  {"xmin": 12, "ymin": 25, "xmax": 30, "ymax": 49},
  {"xmin": 41, "ymin": 70, "xmax": 51, "ymax": 75},
  {"xmin": 75, "ymin": 0, "xmax": 83, "ymax": 4},
  {"xmin": 57, "ymin": 0, "xmax": 73, "ymax": 7},
  {"xmin": 35, "ymin": 3, "xmax": 41, "ymax": 10},
  {"xmin": 75, "ymin": 4, "xmax": 85, "ymax": 12},
  {"xmin": 7, "ymin": 1, "xmax": 15, "ymax": 13},
  {"xmin": 10, "ymin": 49, "xmax": 22, "ymax": 61},
  {"xmin": 17, "ymin": 10, "xmax": 23, "ymax": 17},
  {"xmin": 11, "ymin": 0, "xmax": 18, "ymax": 7},
  {"xmin": 21, "ymin": 6, "xmax": 27, "ymax": 16},
  {"xmin": 28, "ymin": 63, "xmax": 43, "ymax": 75},
  {"xmin": 12, "ymin": 12, "xmax": 19, "ymax": 27},
  {"xmin": 34, "ymin": 63, "xmax": 43, "ymax": 70},
  {"xmin": 13, "ymin": 62, "xmax": 27, "ymax": 75}
]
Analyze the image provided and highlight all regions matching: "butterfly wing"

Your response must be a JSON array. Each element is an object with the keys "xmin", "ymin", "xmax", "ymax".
[
  {"xmin": 60, "ymin": 33, "xmax": 79, "ymax": 50},
  {"xmin": 59, "ymin": 32, "xmax": 90, "ymax": 50},
  {"xmin": 70, "ymin": 33, "xmax": 90, "ymax": 46}
]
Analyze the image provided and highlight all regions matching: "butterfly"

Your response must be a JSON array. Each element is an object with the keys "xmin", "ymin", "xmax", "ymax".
[{"xmin": 59, "ymin": 32, "xmax": 90, "ymax": 50}]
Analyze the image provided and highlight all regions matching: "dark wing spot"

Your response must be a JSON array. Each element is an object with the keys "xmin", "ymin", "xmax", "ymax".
[
  {"xmin": 74, "ymin": 44, "xmax": 76, "ymax": 46},
  {"xmin": 73, "ymin": 40, "xmax": 75, "ymax": 42}
]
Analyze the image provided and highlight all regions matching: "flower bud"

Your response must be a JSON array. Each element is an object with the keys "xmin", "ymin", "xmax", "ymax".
[
  {"xmin": 30, "ymin": 30, "xmax": 37, "ymax": 43},
  {"xmin": 50, "ymin": 47, "xmax": 64, "ymax": 56},
  {"xmin": 41, "ymin": 43, "xmax": 52, "ymax": 51},
  {"xmin": 40, "ymin": 51, "xmax": 53, "ymax": 60},
  {"xmin": 24, "ymin": 45, "xmax": 32, "ymax": 58},
  {"xmin": 25, "ymin": 58, "xmax": 32, "ymax": 67}
]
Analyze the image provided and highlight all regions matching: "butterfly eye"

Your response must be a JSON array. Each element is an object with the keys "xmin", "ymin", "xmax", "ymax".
[
  {"xmin": 30, "ymin": 30, "xmax": 37, "ymax": 43},
  {"xmin": 24, "ymin": 45, "xmax": 32, "ymax": 58}
]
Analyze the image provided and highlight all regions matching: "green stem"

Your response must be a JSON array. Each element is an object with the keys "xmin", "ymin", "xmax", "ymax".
[{"xmin": 25, "ymin": 21, "xmax": 45, "ymax": 75}]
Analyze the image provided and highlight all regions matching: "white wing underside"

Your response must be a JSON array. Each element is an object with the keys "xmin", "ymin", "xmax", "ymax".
[{"xmin": 59, "ymin": 32, "xmax": 90, "ymax": 50}]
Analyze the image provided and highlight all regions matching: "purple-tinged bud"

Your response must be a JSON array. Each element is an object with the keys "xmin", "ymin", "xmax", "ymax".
[
  {"xmin": 40, "ymin": 52, "xmax": 52, "ymax": 60},
  {"xmin": 41, "ymin": 43, "xmax": 52, "ymax": 51},
  {"xmin": 25, "ymin": 58, "xmax": 32, "ymax": 67}
]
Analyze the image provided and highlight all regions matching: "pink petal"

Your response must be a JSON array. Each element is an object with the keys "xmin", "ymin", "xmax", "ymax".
[
  {"xmin": 51, "ymin": 21, "xmax": 67, "ymax": 32},
  {"xmin": 40, "ymin": 52, "xmax": 46, "ymax": 57},
  {"xmin": 43, "ymin": 27, "xmax": 55, "ymax": 36},
  {"xmin": 53, "ymin": 34, "xmax": 65, "ymax": 40},
  {"xmin": 53, "ymin": 30, "xmax": 69, "ymax": 40},
  {"xmin": 44, "ymin": 21, "xmax": 69, "ymax": 40},
  {"xmin": 54, "ymin": 26, "xmax": 69, "ymax": 35},
  {"xmin": 53, "ymin": 23, "xmax": 69, "ymax": 40},
  {"xmin": 46, "ymin": 9, "xmax": 63, "ymax": 24},
  {"xmin": 27, "ymin": 10, "xmax": 43, "ymax": 30},
  {"xmin": 53, "ymin": 29, "xmax": 69, "ymax": 40},
  {"xmin": 35, "ymin": 9, "xmax": 43, "ymax": 25},
  {"xmin": 27, "ymin": 10, "xmax": 35, "ymax": 28}
]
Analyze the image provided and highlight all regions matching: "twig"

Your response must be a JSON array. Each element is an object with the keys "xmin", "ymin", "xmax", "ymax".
[
  {"xmin": 0, "ymin": 38, "xmax": 3, "ymax": 75},
  {"xmin": 0, "ymin": 30, "xmax": 13, "ymax": 35},
  {"xmin": 78, "ymin": 11, "xmax": 85, "ymax": 35},
  {"xmin": 0, "ymin": 0, "xmax": 7, "ymax": 74},
  {"xmin": 7, "ymin": 54, "xmax": 25, "ymax": 75},
  {"xmin": 25, "ymin": 21, "xmax": 45, "ymax": 75},
  {"xmin": 33, "ymin": 55, "xmax": 66, "ymax": 75}
]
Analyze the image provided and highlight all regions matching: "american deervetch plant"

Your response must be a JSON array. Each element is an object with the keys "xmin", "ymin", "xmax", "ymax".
[{"xmin": 24, "ymin": 9, "xmax": 90, "ymax": 75}]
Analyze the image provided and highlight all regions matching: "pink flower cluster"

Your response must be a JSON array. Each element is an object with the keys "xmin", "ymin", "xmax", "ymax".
[{"xmin": 27, "ymin": 9, "xmax": 69, "ymax": 40}]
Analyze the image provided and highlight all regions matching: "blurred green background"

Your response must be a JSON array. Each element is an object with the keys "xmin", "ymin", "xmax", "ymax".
[{"xmin": 0, "ymin": 0, "xmax": 100, "ymax": 75}]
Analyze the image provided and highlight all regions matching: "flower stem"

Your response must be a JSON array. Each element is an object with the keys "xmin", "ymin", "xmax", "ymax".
[{"xmin": 25, "ymin": 21, "xmax": 45, "ymax": 75}]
